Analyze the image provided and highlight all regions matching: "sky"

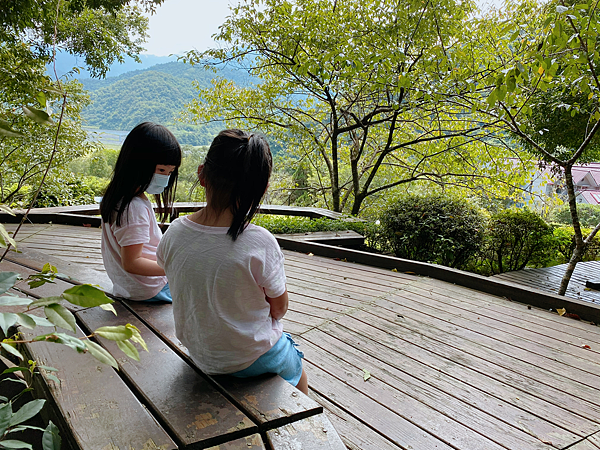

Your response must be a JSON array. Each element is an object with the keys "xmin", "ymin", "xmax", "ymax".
[
  {"xmin": 142, "ymin": 1, "xmax": 237, "ymax": 56},
  {"xmin": 142, "ymin": 0, "xmax": 504, "ymax": 57}
]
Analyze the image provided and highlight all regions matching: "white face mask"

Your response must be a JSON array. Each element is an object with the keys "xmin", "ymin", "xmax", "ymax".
[{"xmin": 146, "ymin": 173, "xmax": 170, "ymax": 195}]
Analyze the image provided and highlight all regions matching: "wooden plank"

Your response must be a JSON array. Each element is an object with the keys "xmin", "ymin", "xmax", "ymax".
[
  {"xmin": 20, "ymin": 325, "xmax": 177, "ymax": 450},
  {"xmin": 397, "ymin": 283, "xmax": 600, "ymax": 360},
  {"xmin": 301, "ymin": 327, "xmax": 580, "ymax": 449},
  {"xmin": 3, "ymin": 246, "xmax": 113, "ymax": 292},
  {"xmin": 303, "ymin": 360, "xmax": 455, "ymax": 450},
  {"xmin": 0, "ymin": 259, "xmax": 79, "ymax": 300},
  {"xmin": 77, "ymin": 302, "xmax": 258, "ymax": 449},
  {"xmin": 569, "ymin": 437, "xmax": 600, "ymax": 450},
  {"xmin": 266, "ymin": 413, "xmax": 346, "ymax": 450},
  {"xmin": 417, "ymin": 276, "xmax": 600, "ymax": 341},
  {"xmin": 308, "ymin": 391, "xmax": 401, "ymax": 450},
  {"xmin": 300, "ymin": 334, "xmax": 553, "ymax": 450},
  {"xmin": 274, "ymin": 238, "xmax": 600, "ymax": 324},
  {"xmin": 205, "ymin": 434, "xmax": 266, "ymax": 450},
  {"xmin": 125, "ymin": 301, "xmax": 324, "ymax": 430},
  {"xmin": 277, "ymin": 230, "xmax": 364, "ymax": 246},
  {"xmin": 331, "ymin": 312, "xmax": 600, "ymax": 429}
]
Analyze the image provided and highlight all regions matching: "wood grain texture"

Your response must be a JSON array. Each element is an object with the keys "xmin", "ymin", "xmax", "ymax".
[
  {"xmin": 77, "ymin": 302, "xmax": 257, "ymax": 449},
  {"xmin": 266, "ymin": 413, "xmax": 346, "ymax": 450},
  {"xmin": 125, "ymin": 301, "xmax": 323, "ymax": 430},
  {"xmin": 21, "ymin": 325, "xmax": 177, "ymax": 450}
]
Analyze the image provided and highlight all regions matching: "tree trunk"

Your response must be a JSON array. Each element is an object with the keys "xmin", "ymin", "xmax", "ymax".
[{"xmin": 558, "ymin": 165, "xmax": 586, "ymax": 296}]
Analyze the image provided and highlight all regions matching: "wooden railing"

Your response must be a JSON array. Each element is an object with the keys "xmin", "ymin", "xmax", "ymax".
[{"xmin": 0, "ymin": 202, "xmax": 348, "ymax": 228}]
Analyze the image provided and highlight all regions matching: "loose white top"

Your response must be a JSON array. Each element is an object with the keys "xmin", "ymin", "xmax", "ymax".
[
  {"xmin": 101, "ymin": 196, "xmax": 167, "ymax": 300},
  {"xmin": 157, "ymin": 217, "xmax": 286, "ymax": 374}
]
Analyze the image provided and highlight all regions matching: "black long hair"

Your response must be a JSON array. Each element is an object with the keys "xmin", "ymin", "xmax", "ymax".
[
  {"xmin": 203, "ymin": 129, "xmax": 272, "ymax": 240},
  {"xmin": 100, "ymin": 122, "xmax": 182, "ymax": 226}
]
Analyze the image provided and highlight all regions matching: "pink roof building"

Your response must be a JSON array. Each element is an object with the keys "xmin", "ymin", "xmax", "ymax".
[{"xmin": 543, "ymin": 162, "xmax": 600, "ymax": 204}]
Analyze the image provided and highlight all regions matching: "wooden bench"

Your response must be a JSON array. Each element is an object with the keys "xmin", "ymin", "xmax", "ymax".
[{"xmin": 0, "ymin": 253, "xmax": 346, "ymax": 450}]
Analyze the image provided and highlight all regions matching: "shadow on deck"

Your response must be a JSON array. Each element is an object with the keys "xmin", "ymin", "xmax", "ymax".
[{"xmin": 3, "ymin": 223, "xmax": 600, "ymax": 450}]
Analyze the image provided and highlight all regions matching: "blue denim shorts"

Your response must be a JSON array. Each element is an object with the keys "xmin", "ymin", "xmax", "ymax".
[
  {"xmin": 142, "ymin": 283, "xmax": 172, "ymax": 303},
  {"xmin": 231, "ymin": 333, "xmax": 304, "ymax": 386}
]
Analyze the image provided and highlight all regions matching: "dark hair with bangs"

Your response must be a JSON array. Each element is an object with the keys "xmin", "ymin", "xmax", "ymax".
[
  {"xmin": 100, "ymin": 122, "xmax": 181, "ymax": 226},
  {"xmin": 203, "ymin": 129, "xmax": 272, "ymax": 240}
]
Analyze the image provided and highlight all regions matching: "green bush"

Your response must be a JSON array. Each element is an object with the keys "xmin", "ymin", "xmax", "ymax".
[
  {"xmin": 482, "ymin": 209, "xmax": 553, "ymax": 274},
  {"xmin": 377, "ymin": 195, "xmax": 486, "ymax": 269},
  {"xmin": 252, "ymin": 215, "xmax": 374, "ymax": 238},
  {"xmin": 550, "ymin": 203, "xmax": 600, "ymax": 227},
  {"xmin": 548, "ymin": 224, "xmax": 600, "ymax": 264},
  {"xmin": 32, "ymin": 175, "xmax": 95, "ymax": 207}
]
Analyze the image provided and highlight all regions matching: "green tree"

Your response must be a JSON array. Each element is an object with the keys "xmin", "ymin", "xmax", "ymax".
[
  {"xmin": 183, "ymin": 0, "xmax": 530, "ymax": 215},
  {"xmin": 467, "ymin": 0, "xmax": 600, "ymax": 295}
]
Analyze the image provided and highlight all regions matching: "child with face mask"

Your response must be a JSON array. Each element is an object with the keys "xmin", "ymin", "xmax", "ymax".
[{"xmin": 100, "ymin": 122, "xmax": 181, "ymax": 302}]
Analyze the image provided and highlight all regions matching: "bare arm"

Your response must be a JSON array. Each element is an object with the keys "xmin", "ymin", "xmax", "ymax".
[
  {"xmin": 121, "ymin": 243, "xmax": 165, "ymax": 276},
  {"xmin": 266, "ymin": 290, "xmax": 289, "ymax": 321}
]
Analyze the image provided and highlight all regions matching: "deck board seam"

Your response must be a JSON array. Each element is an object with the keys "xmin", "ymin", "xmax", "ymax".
[{"xmin": 292, "ymin": 282, "xmax": 418, "ymax": 336}]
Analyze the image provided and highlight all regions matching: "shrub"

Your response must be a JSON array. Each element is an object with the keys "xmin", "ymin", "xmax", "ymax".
[
  {"xmin": 377, "ymin": 195, "xmax": 486, "ymax": 269},
  {"xmin": 253, "ymin": 214, "xmax": 376, "ymax": 239},
  {"xmin": 482, "ymin": 209, "xmax": 553, "ymax": 274},
  {"xmin": 550, "ymin": 203, "xmax": 600, "ymax": 227},
  {"xmin": 548, "ymin": 225, "xmax": 600, "ymax": 264}
]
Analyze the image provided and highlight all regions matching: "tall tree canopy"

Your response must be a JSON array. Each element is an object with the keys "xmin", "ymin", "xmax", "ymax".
[
  {"xmin": 184, "ymin": 0, "xmax": 531, "ymax": 215},
  {"xmin": 0, "ymin": 0, "xmax": 162, "ymax": 206},
  {"xmin": 465, "ymin": 0, "xmax": 600, "ymax": 294}
]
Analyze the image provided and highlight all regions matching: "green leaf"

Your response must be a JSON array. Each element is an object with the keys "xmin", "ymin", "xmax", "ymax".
[
  {"xmin": 22, "ymin": 106, "xmax": 53, "ymax": 125},
  {"xmin": 45, "ymin": 374, "xmax": 60, "ymax": 386},
  {"xmin": 0, "ymin": 402, "xmax": 11, "ymax": 436},
  {"xmin": 28, "ymin": 315, "xmax": 54, "ymax": 328},
  {"xmin": 41, "ymin": 421, "xmax": 61, "ymax": 450},
  {"xmin": 94, "ymin": 325, "xmax": 132, "ymax": 341},
  {"xmin": 1, "ymin": 343, "xmax": 23, "ymax": 360},
  {"xmin": 61, "ymin": 285, "xmax": 113, "ymax": 307},
  {"xmin": 9, "ymin": 399, "xmax": 45, "ymax": 427},
  {"xmin": 36, "ymin": 92, "xmax": 46, "ymax": 108},
  {"xmin": 0, "ymin": 121, "xmax": 24, "ymax": 138},
  {"xmin": 28, "ymin": 297, "xmax": 63, "ymax": 308},
  {"xmin": 49, "ymin": 333, "xmax": 86, "ymax": 353},
  {"xmin": 0, "ymin": 273, "xmax": 20, "ymax": 295},
  {"xmin": 0, "ymin": 206, "xmax": 15, "ymax": 216},
  {"xmin": 126, "ymin": 324, "xmax": 148, "ymax": 352},
  {"xmin": 1, "ymin": 367, "xmax": 27, "ymax": 375},
  {"xmin": 116, "ymin": 339, "xmax": 139, "ymax": 360},
  {"xmin": 8, "ymin": 425, "xmax": 46, "ymax": 433},
  {"xmin": 16, "ymin": 314, "xmax": 36, "ymax": 330},
  {"xmin": 84, "ymin": 341, "xmax": 118, "ymax": 369},
  {"xmin": 41, "ymin": 264, "xmax": 56, "ymax": 274},
  {"xmin": 0, "ymin": 313, "xmax": 18, "ymax": 336},
  {"xmin": 0, "ymin": 297, "xmax": 32, "ymax": 307},
  {"xmin": 44, "ymin": 304, "xmax": 76, "ymax": 332},
  {"xmin": 362, "ymin": 368, "xmax": 371, "ymax": 381},
  {"xmin": 0, "ymin": 439, "xmax": 32, "ymax": 449},
  {"xmin": 99, "ymin": 303, "xmax": 117, "ymax": 315}
]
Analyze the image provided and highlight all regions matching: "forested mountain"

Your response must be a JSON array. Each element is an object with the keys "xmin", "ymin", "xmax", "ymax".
[{"xmin": 79, "ymin": 62, "xmax": 251, "ymax": 146}]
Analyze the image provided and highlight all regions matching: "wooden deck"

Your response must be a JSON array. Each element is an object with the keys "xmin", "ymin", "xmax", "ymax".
[
  {"xmin": 5, "ymin": 223, "xmax": 600, "ymax": 449},
  {"xmin": 494, "ymin": 261, "xmax": 600, "ymax": 305}
]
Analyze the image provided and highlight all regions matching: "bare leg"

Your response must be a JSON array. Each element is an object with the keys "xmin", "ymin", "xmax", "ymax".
[{"xmin": 295, "ymin": 368, "xmax": 308, "ymax": 395}]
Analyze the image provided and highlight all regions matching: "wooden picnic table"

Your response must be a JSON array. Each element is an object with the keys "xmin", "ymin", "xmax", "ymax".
[{"xmin": 0, "ymin": 252, "xmax": 345, "ymax": 450}]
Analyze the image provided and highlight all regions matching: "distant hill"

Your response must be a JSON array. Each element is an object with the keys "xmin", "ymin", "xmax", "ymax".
[{"xmin": 78, "ymin": 62, "xmax": 252, "ymax": 146}]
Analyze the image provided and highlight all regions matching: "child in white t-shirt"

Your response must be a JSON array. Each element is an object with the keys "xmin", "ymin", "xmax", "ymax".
[
  {"xmin": 157, "ymin": 129, "xmax": 308, "ymax": 394},
  {"xmin": 100, "ymin": 122, "xmax": 181, "ymax": 302}
]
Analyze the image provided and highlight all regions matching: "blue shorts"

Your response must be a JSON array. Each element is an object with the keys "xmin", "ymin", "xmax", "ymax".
[
  {"xmin": 231, "ymin": 333, "xmax": 304, "ymax": 386},
  {"xmin": 142, "ymin": 283, "xmax": 172, "ymax": 303}
]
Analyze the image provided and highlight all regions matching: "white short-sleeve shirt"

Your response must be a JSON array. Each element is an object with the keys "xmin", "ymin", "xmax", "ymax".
[
  {"xmin": 101, "ymin": 196, "xmax": 167, "ymax": 300},
  {"xmin": 157, "ymin": 216, "xmax": 287, "ymax": 374}
]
